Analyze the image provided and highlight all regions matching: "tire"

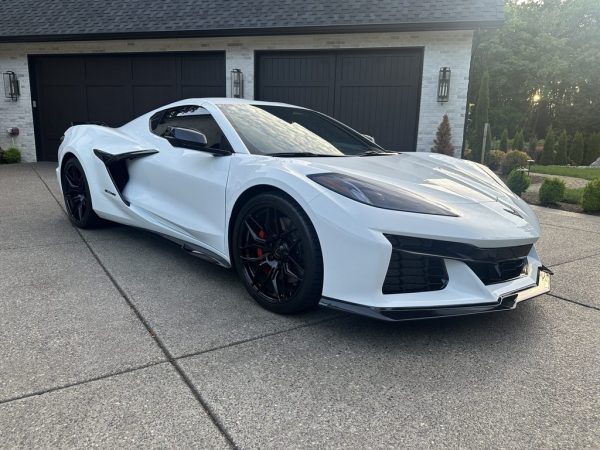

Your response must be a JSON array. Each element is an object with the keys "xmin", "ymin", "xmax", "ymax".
[
  {"xmin": 232, "ymin": 192, "xmax": 324, "ymax": 314},
  {"xmin": 61, "ymin": 157, "xmax": 104, "ymax": 229}
]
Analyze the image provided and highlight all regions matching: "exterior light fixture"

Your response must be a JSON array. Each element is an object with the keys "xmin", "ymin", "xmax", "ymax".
[
  {"xmin": 230, "ymin": 69, "xmax": 244, "ymax": 98},
  {"xmin": 437, "ymin": 67, "xmax": 451, "ymax": 103},
  {"xmin": 3, "ymin": 71, "xmax": 20, "ymax": 101}
]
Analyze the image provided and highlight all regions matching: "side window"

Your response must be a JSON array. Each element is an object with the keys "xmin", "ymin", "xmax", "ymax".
[{"xmin": 150, "ymin": 105, "xmax": 232, "ymax": 151}]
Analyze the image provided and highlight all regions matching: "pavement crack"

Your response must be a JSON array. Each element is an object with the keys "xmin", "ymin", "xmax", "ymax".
[
  {"xmin": 539, "ymin": 222, "xmax": 600, "ymax": 236},
  {"xmin": 547, "ymin": 293, "xmax": 600, "ymax": 312},
  {"xmin": 548, "ymin": 251, "xmax": 600, "ymax": 269},
  {"xmin": 0, "ymin": 361, "xmax": 167, "ymax": 406},
  {"xmin": 33, "ymin": 165, "xmax": 238, "ymax": 449},
  {"xmin": 176, "ymin": 314, "xmax": 347, "ymax": 362}
]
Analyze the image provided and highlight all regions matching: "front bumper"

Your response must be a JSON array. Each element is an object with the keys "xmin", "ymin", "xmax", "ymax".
[{"xmin": 320, "ymin": 266, "xmax": 552, "ymax": 321}]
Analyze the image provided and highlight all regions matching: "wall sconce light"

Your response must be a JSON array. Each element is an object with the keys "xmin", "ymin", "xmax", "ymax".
[
  {"xmin": 230, "ymin": 69, "xmax": 244, "ymax": 99},
  {"xmin": 437, "ymin": 67, "xmax": 451, "ymax": 103},
  {"xmin": 3, "ymin": 71, "xmax": 20, "ymax": 101}
]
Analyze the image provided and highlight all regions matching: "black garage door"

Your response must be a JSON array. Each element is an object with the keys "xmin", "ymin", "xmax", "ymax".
[
  {"xmin": 256, "ymin": 49, "xmax": 423, "ymax": 152},
  {"xmin": 31, "ymin": 52, "xmax": 226, "ymax": 161}
]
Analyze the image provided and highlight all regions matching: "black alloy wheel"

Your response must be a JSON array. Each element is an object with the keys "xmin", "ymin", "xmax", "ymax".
[
  {"xmin": 233, "ymin": 193, "xmax": 323, "ymax": 314},
  {"xmin": 61, "ymin": 157, "xmax": 103, "ymax": 228}
]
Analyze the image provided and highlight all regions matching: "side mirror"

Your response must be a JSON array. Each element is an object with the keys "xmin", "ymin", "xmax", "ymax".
[
  {"xmin": 163, "ymin": 126, "xmax": 207, "ymax": 150},
  {"xmin": 162, "ymin": 126, "xmax": 231, "ymax": 156},
  {"xmin": 163, "ymin": 127, "xmax": 231, "ymax": 156},
  {"xmin": 362, "ymin": 134, "xmax": 376, "ymax": 143}
]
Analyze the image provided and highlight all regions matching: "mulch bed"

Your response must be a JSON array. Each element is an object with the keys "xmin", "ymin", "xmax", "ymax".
[{"xmin": 521, "ymin": 191, "xmax": 585, "ymax": 213}]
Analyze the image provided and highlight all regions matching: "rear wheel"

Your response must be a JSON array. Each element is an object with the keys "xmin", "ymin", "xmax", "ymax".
[
  {"xmin": 232, "ymin": 193, "xmax": 323, "ymax": 314},
  {"xmin": 61, "ymin": 157, "xmax": 103, "ymax": 229}
]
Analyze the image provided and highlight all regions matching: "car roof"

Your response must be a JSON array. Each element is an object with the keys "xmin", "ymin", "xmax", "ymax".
[{"xmin": 160, "ymin": 97, "xmax": 298, "ymax": 109}]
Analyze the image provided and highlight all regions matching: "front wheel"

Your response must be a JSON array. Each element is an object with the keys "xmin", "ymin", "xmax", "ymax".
[
  {"xmin": 232, "ymin": 193, "xmax": 324, "ymax": 314},
  {"xmin": 61, "ymin": 157, "xmax": 104, "ymax": 229}
]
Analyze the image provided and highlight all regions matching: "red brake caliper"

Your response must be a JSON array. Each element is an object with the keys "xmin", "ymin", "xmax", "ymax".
[{"xmin": 257, "ymin": 229, "xmax": 266, "ymax": 258}]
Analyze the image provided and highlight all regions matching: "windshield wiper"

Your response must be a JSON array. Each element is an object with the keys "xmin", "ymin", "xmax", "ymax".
[
  {"xmin": 359, "ymin": 149, "xmax": 398, "ymax": 157},
  {"xmin": 270, "ymin": 152, "xmax": 344, "ymax": 158}
]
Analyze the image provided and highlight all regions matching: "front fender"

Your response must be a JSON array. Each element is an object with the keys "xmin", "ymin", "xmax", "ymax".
[{"xmin": 225, "ymin": 155, "xmax": 327, "ymax": 257}]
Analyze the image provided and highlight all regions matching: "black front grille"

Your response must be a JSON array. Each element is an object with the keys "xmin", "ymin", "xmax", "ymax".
[
  {"xmin": 383, "ymin": 235, "xmax": 532, "ymax": 293},
  {"xmin": 466, "ymin": 258, "xmax": 528, "ymax": 285},
  {"xmin": 383, "ymin": 251, "xmax": 448, "ymax": 294}
]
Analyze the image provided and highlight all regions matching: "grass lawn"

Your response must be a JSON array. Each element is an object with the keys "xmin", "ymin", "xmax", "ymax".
[
  {"xmin": 563, "ymin": 187, "xmax": 584, "ymax": 205},
  {"xmin": 530, "ymin": 165, "xmax": 600, "ymax": 181}
]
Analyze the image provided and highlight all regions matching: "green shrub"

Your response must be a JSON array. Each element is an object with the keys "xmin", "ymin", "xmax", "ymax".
[
  {"xmin": 463, "ymin": 148, "xmax": 473, "ymax": 160},
  {"xmin": 513, "ymin": 129, "xmax": 525, "ymax": 151},
  {"xmin": 500, "ymin": 129, "xmax": 509, "ymax": 152},
  {"xmin": 501, "ymin": 150, "xmax": 529, "ymax": 175},
  {"xmin": 528, "ymin": 135, "xmax": 538, "ymax": 156},
  {"xmin": 0, "ymin": 148, "xmax": 4, "ymax": 164},
  {"xmin": 563, "ymin": 188, "xmax": 584, "ymax": 205},
  {"xmin": 506, "ymin": 169, "xmax": 531, "ymax": 196},
  {"xmin": 487, "ymin": 150, "xmax": 506, "ymax": 172},
  {"xmin": 581, "ymin": 179, "xmax": 600, "ymax": 212},
  {"xmin": 539, "ymin": 177, "xmax": 566, "ymax": 205},
  {"xmin": 570, "ymin": 132, "xmax": 585, "ymax": 166},
  {"xmin": 554, "ymin": 130, "xmax": 569, "ymax": 165},
  {"xmin": 2, "ymin": 147, "xmax": 21, "ymax": 164},
  {"xmin": 583, "ymin": 133, "xmax": 600, "ymax": 166},
  {"xmin": 540, "ymin": 127, "xmax": 555, "ymax": 165}
]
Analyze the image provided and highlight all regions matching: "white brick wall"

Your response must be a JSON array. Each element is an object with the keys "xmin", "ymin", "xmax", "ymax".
[{"xmin": 0, "ymin": 30, "xmax": 473, "ymax": 162}]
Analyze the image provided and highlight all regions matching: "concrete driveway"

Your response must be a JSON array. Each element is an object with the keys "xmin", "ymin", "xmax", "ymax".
[{"xmin": 1, "ymin": 162, "xmax": 599, "ymax": 449}]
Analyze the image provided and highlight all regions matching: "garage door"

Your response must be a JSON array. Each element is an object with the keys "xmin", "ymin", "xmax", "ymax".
[
  {"xmin": 31, "ymin": 52, "xmax": 226, "ymax": 161},
  {"xmin": 256, "ymin": 49, "xmax": 423, "ymax": 152}
]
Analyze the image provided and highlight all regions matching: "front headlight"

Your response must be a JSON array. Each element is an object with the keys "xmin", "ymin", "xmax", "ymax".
[{"xmin": 308, "ymin": 173, "xmax": 457, "ymax": 216}]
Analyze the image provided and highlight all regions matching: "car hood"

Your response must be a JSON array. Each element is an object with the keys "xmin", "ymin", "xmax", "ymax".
[
  {"xmin": 280, "ymin": 152, "xmax": 538, "ymax": 230},
  {"xmin": 288, "ymin": 152, "xmax": 512, "ymax": 203}
]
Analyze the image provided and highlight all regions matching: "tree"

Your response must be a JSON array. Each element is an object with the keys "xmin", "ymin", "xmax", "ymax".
[
  {"xmin": 528, "ymin": 134, "xmax": 538, "ymax": 157},
  {"xmin": 432, "ymin": 115, "xmax": 455, "ymax": 156},
  {"xmin": 583, "ymin": 133, "xmax": 600, "ymax": 166},
  {"xmin": 540, "ymin": 127, "xmax": 556, "ymax": 165},
  {"xmin": 471, "ymin": 72, "xmax": 490, "ymax": 163},
  {"xmin": 500, "ymin": 129, "xmax": 509, "ymax": 152},
  {"xmin": 513, "ymin": 129, "xmax": 525, "ymax": 151},
  {"xmin": 554, "ymin": 130, "xmax": 569, "ymax": 165},
  {"xmin": 466, "ymin": 1, "xmax": 600, "ymax": 139},
  {"xmin": 570, "ymin": 132, "xmax": 585, "ymax": 166}
]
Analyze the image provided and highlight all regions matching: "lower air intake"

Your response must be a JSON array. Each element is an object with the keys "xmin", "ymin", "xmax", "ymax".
[{"xmin": 382, "ymin": 251, "xmax": 448, "ymax": 294}]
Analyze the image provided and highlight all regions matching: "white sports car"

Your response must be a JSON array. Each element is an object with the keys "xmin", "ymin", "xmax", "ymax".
[{"xmin": 57, "ymin": 98, "xmax": 551, "ymax": 321}]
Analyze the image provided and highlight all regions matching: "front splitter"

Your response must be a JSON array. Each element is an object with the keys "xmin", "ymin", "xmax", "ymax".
[{"xmin": 319, "ymin": 267, "xmax": 552, "ymax": 322}]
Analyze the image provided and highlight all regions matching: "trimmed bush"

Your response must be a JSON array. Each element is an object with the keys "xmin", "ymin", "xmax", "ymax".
[
  {"xmin": 500, "ymin": 129, "xmax": 509, "ymax": 152},
  {"xmin": 540, "ymin": 127, "xmax": 555, "ymax": 165},
  {"xmin": 506, "ymin": 169, "xmax": 531, "ymax": 196},
  {"xmin": 581, "ymin": 179, "xmax": 600, "ymax": 212},
  {"xmin": 2, "ymin": 147, "xmax": 21, "ymax": 164},
  {"xmin": 432, "ymin": 114, "xmax": 455, "ymax": 156},
  {"xmin": 487, "ymin": 150, "xmax": 506, "ymax": 172},
  {"xmin": 554, "ymin": 130, "xmax": 569, "ymax": 165},
  {"xmin": 501, "ymin": 150, "xmax": 529, "ymax": 175},
  {"xmin": 583, "ymin": 133, "xmax": 600, "ymax": 166},
  {"xmin": 539, "ymin": 177, "xmax": 566, "ymax": 205},
  {"xmin": 570, "ymin": 132, "xmax": 585, "ymax": 166},
  {"xmin": 528, "ymin": 135, "xmax": 538, "ymax": 157},
  {"xmin": 513, "ymin": 129, "xmax": 525, "ymax": 151}
]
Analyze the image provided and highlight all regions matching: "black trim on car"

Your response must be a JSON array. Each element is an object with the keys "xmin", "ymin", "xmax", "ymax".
[
  {"xmin": 93, "ymin": 148, "xmax": 158, "ymax": 206},
  {"xmin": 320, "ymin": 296, "xmax": 523, "ymax": 321},
  {"xmin": 384, "ymin": 235, "xmax": 533, "ymax": 263},
  {"xmin": 384, "ymin": 234, "xmax": 532, "ymax": 287}
]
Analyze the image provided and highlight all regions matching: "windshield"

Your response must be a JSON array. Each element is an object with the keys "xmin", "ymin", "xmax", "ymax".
[{"xmin": 218, "ymin": 104, "xmax": 382, "ymax": 156}]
